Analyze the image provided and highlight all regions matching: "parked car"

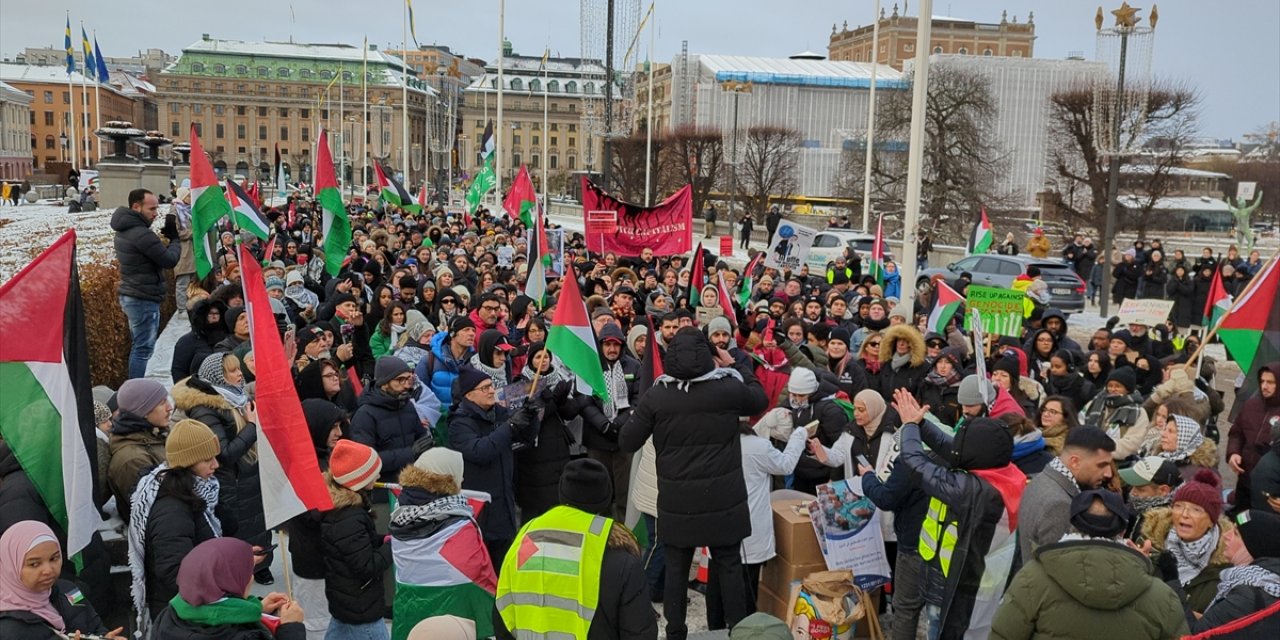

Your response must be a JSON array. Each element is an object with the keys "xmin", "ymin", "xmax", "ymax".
[
  {"xmin": 919, "ymin": 254, "xmax": 1086, "ymax": 313},
  {"xmin": 805, "ymin": 230, "xmax": 895, "ymax": 272}
]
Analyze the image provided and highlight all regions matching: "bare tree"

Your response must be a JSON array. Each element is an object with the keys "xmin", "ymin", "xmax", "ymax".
[
  {"xmin": 607, "ymin": 132, "xmax": 663, "ymax": 203},
  {"xmin": 659, "ymin": 125, "xmax": 723, "ymax": 214},
  {"xmin": 733, "ymin": 126, "xmax": 801, "ymax": 222},
  {"xmin": 1046, "ymin": 80, "xmax": 1199, "ymax": 236}
]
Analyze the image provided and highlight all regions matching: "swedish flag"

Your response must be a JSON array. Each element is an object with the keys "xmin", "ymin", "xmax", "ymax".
[
  {"xmin": 82, "ymin": 26, "xmax": 95, "ymax": 80},
  {"xmin": 64, "ymin": 16, "xmax": 75, "ymax": 74}
]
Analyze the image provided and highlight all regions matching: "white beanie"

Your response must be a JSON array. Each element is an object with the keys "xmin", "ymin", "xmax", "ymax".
[
  {"xmin": 413, "ymin": 447, "xmax": 465, "ymax": 488},
  {"xmin": 788, "ymin": 368, "xmax": 819, "ymax": 395}
]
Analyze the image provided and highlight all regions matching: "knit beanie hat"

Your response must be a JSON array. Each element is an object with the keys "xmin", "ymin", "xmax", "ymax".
[
  {"xmin": 165, "ymin": 419, "xmax": 221, "ymax": 469},
  {"xmin": 374, "ymin": 355, "xmax": 413, "ymax": 386},
  {"xmin": 407, "ymin": 616, "xmax": 477, "ymax": 640},
  {"xmin": 93, "ymin": 401, "xmax": 112, "ymax": 426},
  {"xmin": 1235, "ymin": 509, "xmax": 1280, "ymax": 559},
  {"xmin": 455, "ymin": 366, "xmax": 490, "ymax": 397},
  {"xmin": 829, "ymin": 327, "xmax": 851, "ymax": 347},
  {"xmin": 957, "ymin": 374, "xmax": 993, "ymax": 406},
  {"xmin": 329, "ymin": 440, "xmax": 382, "ymax": 491},
  {"xmin": 953, "ymin": 417, "xmax": 1012, "ymax": 470},
  {"xmin": 1173, "ymin": 469, "xmax": 1224, "ymax": 523},
  {"xmin": 706, "ymin": 315, "xmax": 733, "ymax": 337},
  {"xmin": 116, "ymin": 378, "xmax": 169, "ymax": 417},
  {"xmin": 992, "ymin": 356, "xmax": 1021, "ymax": 384},
  {"xmin": 1069, "ymin": 489, "xmax": 1130, "ymax": 539},
  {"xmin": 559, "ymin": 458, "xmax": 613, "ymax": 516},
  {"xmin": 788, "ymin": 368, "xmax": 819, "ymax": 395},
  {"xmin": 265, "ymin": 277, "xmax": 285, "ymax": 292},
  {"xmin": 413, "ymin": 448, "xmax": 465, "ymax": 489},
  {"xmin": 1107, "ymin": 366, "xmax": 1138, "ymax": 394}
]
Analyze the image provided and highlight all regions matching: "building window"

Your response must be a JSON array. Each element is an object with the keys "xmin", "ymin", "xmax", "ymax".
[
  {"xmin": 279, "ymin": 108, "xmax": 289, "ymax": 117},
  {"xmin": 193, "ymin": 123, "xmax": 202, "ymax": 136},
  {"xmin": 512, "ymin": 153, "xmax": 521, "ymax": 166},
  {"xmin": 933, "ymin": 46, "xmax": 943, "ymax": 54},
  {"xmin": 259, "ymin": 125, "xmax": 267, "ymax": 139},
  {"xmin": 213, "ymin": 63, "xmax": 226, "ymax": 74},
  {"xmin": 192, "ymin": 62, "xmax": 205, "ymax": 73},
  {"xmin": 568, "ymin": 103, "xmax": 576, "ymax": 113},
  {"xmin": 45, "ymin": 135, "xmax": 55, "ymax": 149},
  {"xmin": 238, "ymin": 124, "xmax": 246, "ymax": 139},
  {"xmin": 568, "ymin": 137, "xmax": 575, "ymax": 148},
  {"xmin": 257, "ymin": 67, "xmax": 269, "ymax": 78},
  {"xmin": 530, "ymin": 79, "xmax": 541, "ymax": 92},
  {"xmin": 550, "ymin": 123, "xmax": 558, "ymax": 131},
  {"xmin": 278, "ymin": 68, "xmax": 291, "ymax": 78},
  {"xmin": 235, "ymin": 65, "xmax": 248, "ymax": 75},
  {"xmin": 958, "ymin": 47, "xmax": 968, "ymax": 55},
  {"xmin": 215, "ymin": 105, "xmax": 225, "ymax": 115},
  {"xmin": 192, "ymin": 81, "xmax": 203, "ymax": 90},
  {"xmin": 280, "ymin": 86, "xmax": 290, "ymax": 97},
  {"xmin": 565, "ymin": 81, "xmax": 577, "ymax": 93},
  {"xmin": 550, "ymin": 136, "xmax": 558, "ymax": 146},
  {"xmin": 510, "ymin": 78, "xmax": 523, "ymax": 91},
  {"xmin": 300, "ymin": 69, "xmax": 314, "ymax": 80},
  {"xmin": 237, "ymin": 106, "xmax": 246, "ymax": 116},
  {"xmin": 301, "ymin": 108, "xmax": 310, "ymax": 119},
  {"xmin": 43, "ymin": 91, "xmax": 53, "ymax": 103},
  {"xmin": 549, "ymin": 155, "xmax": 557, "ymax": 169},
  {"xmin": 280, "ymin": 126, "xmax": 289, "ymax": 141},
  {"xmin": 302, "ymin": 127, "xmax": 310, "ymax": 142},
  {"xmin": 258, "ymin": 107, "xmax": 268, "ymax": 117},
  {"xmin": 568, "ymin": 155, "xmax": 576, "ymax": 170},
  {"xmin": 44, "ymin": 112, "xmax": 54, "ymax": 126},
  {"xmin": 193, "ymin": 104, "xmax": 203, "ymax": 115},
  {"xmin": 531, "ymin": 155, "xmax": 539, "ymax": 168},
  {"xmin": 532, "ymin": 135, "xmax": 539, "ymax": 145},
  {"xmin": 568, "ymin": 124, "xmax": 576, "ymax": 132},
  {"xmin": 583, "ymin": 82, "xmax": 595, "ymax": 94},
  {"xmin": 513, "ymin": 134, "xmax": 521, "ymax": 145},
  {"xmin": 216, "ymin": 124, "xmax": 225, "ymax": 138},
  {"xmin": 342, "ymin": 71, "xmax": 353, "ymax": 82},
  {"xmin": 547, "ymin": 80, "xmax": 559, "ymax": 93},
  {"xmin": 1013, "ymin": 50, "xmax": 1023, "ymax": 57},
  {"xmin": 63, "ymin": 91, "xmax": 70, "ymax": 104},
  {"xmin": 319, "ymin": 70, "xmax": 333, "ymax": 80},
  {"xmin": 171, "ymin": 122, "xmax": 180, "ymax": 137},
  {"xmin": 983, "ymin": 48, "xmax": 993, "ymax": 56}
]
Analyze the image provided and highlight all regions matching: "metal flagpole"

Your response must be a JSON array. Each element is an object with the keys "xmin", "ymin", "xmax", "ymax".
[
  {"xmin": 495, "ymin": 0, "xmax": 505, "ymax": 213},
  {"xmin": 362, "ymin": 37, "xmax": 369, "ymax": 199},
  {"xmin": 67, "ymin": 69, "xmax": 78, "ymax": 169},
  {"xmin": 644, "ymin": 2, "xmax": 655, "ymax": 206},
  {"xmin": 338, "ymin": 61, "xmax": 344, "ymax": 191},
  {"xmin": 860, "ymin": 0, "xmax": 881, "ymax": 232},
  {"xmin": 93, "ymin": 29, "xmax": 102, "ymax": 162},
  {"xmin": 542, "ymin": 47, "xmax": 549, "ymax": 215},
  {"xmin": 898, "ymin": 0, "xmax": 933, "ymax": 311},
  {"xmin": 401, "ymin": 2, "xmax": 410, "ymax": 185},
  {"xmin": 79, "ymin": 37, "xmax": 90, "ymax": 168}
]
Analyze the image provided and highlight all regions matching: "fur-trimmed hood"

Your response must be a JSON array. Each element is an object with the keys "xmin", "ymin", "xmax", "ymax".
[
  {"xmin": 1186, "ymin": 439, "xmax": 1218, "ymax": 470},
  {"xmin": 171, "ymin": 376, "xmax": 233, "ymax": 413},
  {"xmin": 607, "ymin": 521, "xmax": 640, "ymax": 556},
  {"xmin": 1141, "ymin": 506, "xmax": 1231, "ymax": 565},
  {"xmin": 878, "ymin": 324, "xmax": 926, "ymax": 366},
  {"xmin": 325, "ymin": 473, "xmax": 368, "ymax": 509},
  {"xmin": 398, "ymin": 463, "xmax": 460, "ymax": 496}
]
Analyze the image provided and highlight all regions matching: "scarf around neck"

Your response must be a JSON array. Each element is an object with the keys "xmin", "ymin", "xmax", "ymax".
[
  {"xmin": 602, "ymin": 359, "xmax": 630, "ymax": 420},
  {"xmin": 1160, "ymin": 414, "xmax": 1205, "ymax": 463},
  {"xmin": 1166, "ymin": 525, "xmax": 1219, "ymax": 586},
  {"xmin": 170, "ymin": 594, "xmax": 264, "ymax": 627},
  {"xmin": 1211, "ymin": 564, "xmax": 1280, "ymax": 607},
  {"xmin": 390, "ymin": 494, "xmax": 473, "ymax": 529},
  {"xmin": 1048, "ymin": 456, "xmax": 1080, "ymax": 492}
]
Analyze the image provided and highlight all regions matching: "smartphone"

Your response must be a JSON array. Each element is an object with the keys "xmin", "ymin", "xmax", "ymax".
[
  {"xmin": 340, "ymin": 323, "xmax": 355, "ymax": 345},
  {"xmin": 254, "ymin": 543, "xmax": 278, "ymax": 555}
]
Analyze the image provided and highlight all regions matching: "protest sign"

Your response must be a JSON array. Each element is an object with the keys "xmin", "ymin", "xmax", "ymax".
[
  {"xmin": 764, "ymin": 221, "xmax": 818, "ymax": 271},
  {"xmin": 964, "ymin": 285, "xmax": 1025, "ymax": 337},
  {"xmin": 1117, "ymin": 298, "xmax": 1175, "ymax": 327},
  {"xmin": 581, "ymin": 177, "xmax": 693, "ymax": 256},
  {"xmin": 807, "ymin": 479, "xmax": 892, "ymax": 590},
  {"xmin": 586, "ymin": 209, "xmax": 617, "ymax": 234}
]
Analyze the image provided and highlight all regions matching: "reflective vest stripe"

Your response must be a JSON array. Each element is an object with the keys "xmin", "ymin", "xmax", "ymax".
[
  {"xmin": 918, "ymin": 496, "xmax": 958, "ymax": 576},
  {"xmin": 496, "ymin": 506, "xmax": 610, "ymax": 638}
]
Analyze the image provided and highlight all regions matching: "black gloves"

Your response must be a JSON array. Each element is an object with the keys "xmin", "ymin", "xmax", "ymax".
[
  {"xmin": 161, "ymin": 213, "xmax": 180, "ymax": 241},
  {"xmin": 1154, "ymin": 550, "xmax": 1180, "ymax": 584},
  {"xmin": 412, "ymin": 434, "xmax": 434, "ymax": 456}
]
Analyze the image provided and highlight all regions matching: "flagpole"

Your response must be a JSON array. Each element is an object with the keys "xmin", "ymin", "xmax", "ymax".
[
  {"xmin": 644, "ymin": 3, "xmax": 655, "ymax": 206},
  {"xmin": 495, "ymin": 0, "xmax": 506, "ymax": 214},
  {"xmin": 860, "ymin": 0, "xmax": 881, "ymax": 233},
  {"xmin": 541, "ymin": 47, "xmax": 549, "ymax": 216},
  {"xmin": 362, "ymin": 36, "xmax": 369, "ymax": 202},
  {"xmin": 93, "ymin": 29, "xmax": 102, "ymax": 162},
  {"xmin": 338, "ymin": 61, "xmax": 345, "ymax": 193},
  {"xmin": 80, "ymin": 37, "xmax": 91, "ymax": 167},
  {"xmin": 897, "ymin": 0, "xmax": 931, "ymax": 311},
  {"xmin": 401, "ymin": 2, "xmax": 410, "ymax": 188}
]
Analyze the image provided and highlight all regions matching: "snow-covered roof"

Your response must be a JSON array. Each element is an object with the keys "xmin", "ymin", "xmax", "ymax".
[
  {"xmin": 1120, "ymin": 195, "xmax": 1231, "ymax": 212},
  {"xmin": 182, "ymin": 38, "xmax": 411, "ymax": 71},
  {"xmin": 111, "ymin": 73, "xmax": 156, "ymax": 96},
  {"xmin": 1121, "ymin": 165, "xmax": 1231, "ymax": 179},
  {"xmin": 696, "ymin": 54, "xmax": 906, "ymax": 89},
  {"xmin": 0, "ymin": 81, "xmax": 32, "ymax": 103},
  {"xmin": 492, "ymin": 56, "xmax": 605, "ymax": 75},
  {"xmin": 0, "ymin": 63, "xmax": 129, "ymax": 98}
]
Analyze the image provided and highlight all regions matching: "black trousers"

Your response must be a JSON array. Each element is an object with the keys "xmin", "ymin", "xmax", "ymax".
[
  {"xmin": 664, "ymin": 544, "xmax": 747, "ymax": 640},
  {"xmin": 707, "ymin": 560, "xmax": 761, "ymax": 629}
]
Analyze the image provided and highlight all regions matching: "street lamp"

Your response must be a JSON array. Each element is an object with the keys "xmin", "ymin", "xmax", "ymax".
[
  {"xmin": 721, "ymin": 80, "xmax": 754, "ymax": 227},
  {"xmin": 60, "ymin": 132, "xmax": 68, "ymax": 163}
]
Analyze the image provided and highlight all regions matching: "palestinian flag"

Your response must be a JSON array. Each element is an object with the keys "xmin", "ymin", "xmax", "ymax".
[
  {"xmin": 0, "ymin": 230, "xmax": 102, "ymax": 560},
  {"xmin": 716, "ymin": 271, "xmax": 736, "ymax": 323},
  {"xmin": 225, "ymin": 178, "xmax": 272, "ymax": 240},
  {"xmin": 417, "ymin": 185, "xmax": 428, "ymax": 211},
  {"xmin": 274, "ymin": 143, "xmax": 287, "ymax": 196},
  {"xmin": 375, "ymin": 163, "xmax": 414, "ymax": 211},
  {"xmin": 239, "ymin": 244, "xmax": 333, "ymax": 529},
  {"xmin": 738, "ymin": 251, "xmax": 763, "ymax": 309},
  {"xmin": 927, "ymin": 280, "xmax": 964, "ymax": 335},
  {"xmin": 190, "ymin": 125, "xmax": 231, "ymax": 278},
  {"xmin": 638, "ymin": 315, "xmax": 663, "ymax": 394},
  {"xmin": 1203, "ymin": 264, "xmax": 1231, "ymax": 327},
  {"xmin": 315, "ymin": 129, "xmax": 351, "ymax": 276},
  {"xmin": 503, "ymin": 164, "xmax": 537, "ymax": 227},
  {"xmin": 1218, "ymin": 252, "xmax": 1280, "ymax": 376},
  {"xmin": 465, "ymin": 121, "xmax": 496, "ymax": 215},
  {"xmin": 869, "ymin": 214, "xmax": 886, "ymax": 286},
  {"xmin": 967, "ymin": 208, "xmax": 994, "ymax": 255},
  {"xmin": 547, "ymin": 267, "xmax": 609, "ymax": 402},
  {"xmin": 524, "ymin": 206, "xmax": 550, "ymax": 307},
  {"xmin": 688, "ymin": 243, "xmax": 705, "ymax": 308},
  {"xmin": 391, "ymin": 518, "xmax": 496, "ymax": 639}
]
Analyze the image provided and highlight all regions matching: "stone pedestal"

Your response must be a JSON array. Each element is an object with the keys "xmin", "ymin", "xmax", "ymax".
[
  {"xmin": 173, "ymin": 164, "xmax": 191, "ymax": 189},
  {"xmin": 141, "ymin": 163, "xmax": 172, "ymax": 200},
  {"xmin": 96, "ymin": 161, "xmax": 143, "ymax": 211}
]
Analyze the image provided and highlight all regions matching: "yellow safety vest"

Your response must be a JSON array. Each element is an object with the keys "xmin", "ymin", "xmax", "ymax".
[
  {"xmin": 918, "ymin": 497, "xmax": 959, "ymax": 577},
  {"xmin": 496, "ymin": 505, "xmax": 611, "ymax": 640}
]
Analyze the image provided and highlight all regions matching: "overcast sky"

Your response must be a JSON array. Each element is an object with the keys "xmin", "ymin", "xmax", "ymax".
[{"xmin": 2, "ymin": 0, "xmax": 1275, "ymax": 139}]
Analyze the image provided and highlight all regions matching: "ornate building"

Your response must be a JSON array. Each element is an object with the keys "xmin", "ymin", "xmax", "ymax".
[
  {"xmin": 0, "ymin": 63, "xmax": 138, "ymax": 171},
  {"xmin": 829, "ymin": 6, "xmax": 1035, "ymax": 70},
  {"xmin": 156, "ymin": 36, "xmax": 434, "ymax": 185},
  {"xmin": 0, "ymin": 81, "xmax": 33, "ymax": 180}
]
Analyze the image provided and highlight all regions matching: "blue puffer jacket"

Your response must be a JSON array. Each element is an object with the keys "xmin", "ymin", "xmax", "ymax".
[{"xmin": 415, "ymin": 331, "xmax": 471, "ymax": 409}]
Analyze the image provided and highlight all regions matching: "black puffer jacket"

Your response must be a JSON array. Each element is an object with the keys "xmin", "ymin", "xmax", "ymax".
[
  {"xmin": 319, "ymin": 481, "xmax": 392, "ymax": 625},
  {"xmin": 144, "ymin": 475, "xmax": 230, "ymax": 618},
  {"xmin": 152, "ymin": 603, "xmax": 306, "ymax": 639},
  {"xmin": 618, "ymin": 329, "xmax": 767, "ymax": 548},
  {"xmin": 284, "ymin": 399, "xmax": 344, "ymax": 581},
  {"xmin": 449, "ymin": 399, "xmax": 521, "ymax": 543},
  {"xmin": 172, "ymin": 378, "xmax": 266, "ymax": 549},
  {"xmin": 171, "ymin": 299, "xmax": 228, "ymax": 382},
  {"xmin": 1189, "ymin": 557, "xmax": 1280, "ymax": 636},
  {"xmin": 111, "ymin": 206, "xmax": 180, "ymax": 302},
  {"xmin": 581, "ymin": 355, "xmax": 641, "ymax": 453},
  {"xmin": 514, "ymin": 375, "xmax": 589, "ymax": 522},
  {"xmin": 0, "ymin": 580, "xmax": 105, "ymax": 640},
  {"xmin": 350, "ymin": 384, "xmax": 429, "ymax": 477}
]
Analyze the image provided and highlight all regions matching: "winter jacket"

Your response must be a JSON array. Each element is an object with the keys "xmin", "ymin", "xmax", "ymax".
[
  {"xmin": 790, "ymin": 392, "xmax": 857, "ymax": 489},
  {"xmin": 581, "ymin": 355, "xmax": 641, "ymax": 453},
  {"xmin": 1143, "ymin": 369, "xmax": 1213, "ymax": 427},
  {"xmin": 1229, "ymin": 363, "xmax": 1280, "ymax": 501},
  {"xmin": 1167, "ymin": 274, "xmax": 1197, "ymax": 327},
  {"xmin": 350, "ymin": 384, "xmax": 430, "ymax": 477},
  {"xmin": 151, "ymin": 602, "xmax": 306, "ymax": 639},
  {"xmin": 295, "ymin": 359, "xmax": 359, "ymax": 414},
  {"xmin": 1190, "ymin": 557, "xmax": 1280, "ymax": 636},
  {"xmin": 494, "ymin": 516, "xmax": 658, "ymax": 640},
  {"xmin": 107, "ymin": 411, "xmax": 167, "ymax": 520},
  {"xmin": 1141, "ymin": 262, "xmax": 1169, "ymax": 299},
  {"xmin": 0, "ymin": 580, "xmax": 106, "ymax": 640},
  {"xmin": 618, "ymin": 332, "xmax": 768, "ymax": 549},
  {"xmin": 1113, "ymin": 261, "xmax": 1141, "ymax": 304},
  {"xmin": 171, "ymin": 299, "xmax": 229, "ymax": 382},
  {"xmin": 1141, "ymin": 507, "xmax": 1233, "ymax": 614},
  {"xmin": 111, "ymin": 206, "xmax": 181, "ymax": 302},
  {"xmin": 144, "ymin": 482, "xmax": 226, "ymax": 618},
  {"xmin": 741, "ymin": 429, "xmax": 808, "ymax": 564},
  {"xmin": 172, "ymin": 378, "xmax": 266, "ymax": 548},
  {"xmin": 861, "ymin": 457, "xmax": 929, "ymax": 546},
  {"xmin": 919, "ymin": 376, "xmax": 963, "ymax": 428},
  {"xmin": 417, "ymin": 331, "xmax": 471, "ymax": 409},
  {"xmin": 319, "ymin": 480, "xmax": 392, "ymax": 625},
  {"xmin": 515, "ymin": 376, "xmax": 589, "ymax": 521},
  {"xmin": 992, "ymin": 538, "xmax": 1188, "ymax": 640},
  {"xmin": 878, "ymin": 324, "xmax": 929, "ymax": 400},
  {"xmin": 1016, "ymin": 463, "xmax": 1079, "ymax": 564},
  {"xmin": 1025, "ymin": 235, "xmax": 1051, "ymax": 259},
  {"xmin": 1045, "ymin": 371, "xmax": 1093, "ymax": 411},
  {"xmin": 1082, "ymin": 391, "xmax": 1152, "ymax": 460},
  {"xmin": 448, "ymin": 399, "xmax": 520, "ymax": 542}
]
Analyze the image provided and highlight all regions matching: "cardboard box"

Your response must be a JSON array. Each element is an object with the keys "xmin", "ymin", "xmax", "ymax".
[
  {"xmin": 771, "ymin": 498, "xmax": 826, "ymax": 566},
  {"xmin": 760, "ymin": 556, "xmax": 829, "ymax": 597},
  {"xmin": 756, "ymin": 580, "xmax": 790, "ymax": 621}
]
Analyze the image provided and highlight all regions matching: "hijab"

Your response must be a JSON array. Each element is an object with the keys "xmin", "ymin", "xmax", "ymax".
[
  {"xmin": 177, "ymin": 537, "xmax": 255, "ymax": 606},
  {"xmin": 854, "ymin": 389, "xmax": 886, "ymax": 433},
  {"xmin": 0, "ymin": 521, "xmax": 64, "ymax": 630}
]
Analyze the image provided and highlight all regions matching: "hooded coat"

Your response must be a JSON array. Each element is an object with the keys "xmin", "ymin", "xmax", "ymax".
[
  {"xmin": 106, "ymin": 411, "xmax": 168, "ymax": 520},
  {"xmin": 349, "ymin": 383, "xmax": 429, "ymax": 477},
  {"xmin": 319, "ymin": 478, "xmax": 392, "ymax": 625},
  {"xmin": 618, "ymin": 329, "xmax": 768, "ymax": 548},
  {"xmin": 992, "ymin": 538, "xmax": 1188, "ymax": 640},
  {"xmin": 111, "ymin": 206, "xmax": 182, "ymax": 302},
  {"xmin": 448, "ymin": 398, "xmax": 526, "ymax": 543},
  {"xmin": 878, "ymin": 324, "xmax": 929, "ymax": 400},
  {"xmin": 1189, "ymin": 556, "xmax": 1280, "ymax": 636},
  {"xmin": 1141, "ymin": 507, "xmax": 1232, "ymax": 614},
  {"xmin": 295, "ymin": 360, "xmax": 360, "ymax": 414},
  {"xmin": 171, "ymin": 299, "xmax": 229, "ymax": 382},
  {"xmin": 1229, "ymin": 362, "xmax": 1280, "ymax": 506}
]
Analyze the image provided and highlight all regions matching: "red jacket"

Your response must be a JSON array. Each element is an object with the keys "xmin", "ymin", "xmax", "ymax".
[{"xmin": 1229, "ymin": 362, "xmax": 1280, "ymax": 483}]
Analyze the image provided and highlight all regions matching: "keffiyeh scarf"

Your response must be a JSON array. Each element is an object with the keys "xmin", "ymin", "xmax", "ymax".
[
  {"xmin": 602, "ymin": 360, "xmax": 630, "ymax": 420},
  {"xmin": 1166, "ymin": 525, "xmax": 1219, "ymax": 586},
  {"xmin": 1211, "ymin": 565, "xmax": 1280, "ymax": 607},
  {"xmin": 1048, "ymin": 456, "xmax": 1080, "ymax": 492},
  {"xmin": 1160, "ymin": 414, "xmax": 1205, "ymax": 462}
]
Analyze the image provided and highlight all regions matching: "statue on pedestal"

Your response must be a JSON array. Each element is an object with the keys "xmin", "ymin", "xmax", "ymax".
[{"xmin": 1227, "ymin": 191, "xmax": 1263, "ymax": 253}]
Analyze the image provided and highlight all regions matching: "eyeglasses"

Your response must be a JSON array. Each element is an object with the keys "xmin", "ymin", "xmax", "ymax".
[
  {"xmin": 391, "ymin": 374, "xmax": 415, "ymax": 385},
  {"xmin": 1040, "ymin": 407, "xmax": 1063, "ymax": 416},
  {"xmin": 481, "ymin": 305, "xmax": 501, "ymax": 312},
  {"xmin": 321, "ymin": 372, "xmax": 340, "ymax": 380},
  {"xmin": 474, "ymin": 382, "xmax": 495, "ymax": 392},
  {"xmin": 441, "ymin": 299, "xmax": 456, "ymax": 305}
]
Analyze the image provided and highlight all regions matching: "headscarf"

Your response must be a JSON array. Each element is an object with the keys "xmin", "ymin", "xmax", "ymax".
[
  {"xmin": 176, "ymin": 538, "xmax": 255, "ymax": 606},
  {"xmin": 1162, "ymin": 414, "xmax": 1206, "ymax": 462},
  {"xmin": 197, "ymin": 352, "xmax": 247, "ymax": 408},
  {"xmin": 0, "ymin": 521, "xmax": 65, "ymax": 630},
  {"xmin": 854, "ymin": 389, "xmax": 886, "ymax": 432}
]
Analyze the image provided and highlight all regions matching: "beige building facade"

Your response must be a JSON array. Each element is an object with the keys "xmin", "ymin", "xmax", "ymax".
[{"xmin": 829, "ymin": 7, "xmax": 1035, "ymax": 70}]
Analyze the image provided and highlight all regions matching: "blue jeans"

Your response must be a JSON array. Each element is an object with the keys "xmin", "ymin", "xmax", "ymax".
[
  {"xmin": 326, "ymin": 619, "xmax": 389, "ymax": 640},
  {"xmin": 119, "ymin": 295, "xmax": 160, "ymax": 380},
  {"xmin": 642, "ymin": 513, "xmax": 665, "ymax": 601}
]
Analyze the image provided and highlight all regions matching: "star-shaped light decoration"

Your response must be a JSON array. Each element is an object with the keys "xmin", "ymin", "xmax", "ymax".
[
  {"xmin": 1149, "ymin": 4, "xmax": 1159, "ymax": 29},
  {"xmin": 1112, "ymin": 2, "xmax": 1142, "ymax": 28},
  {"xmin": 1095, "ymin": 7, "xmax": 1105, "ymax": 31}
]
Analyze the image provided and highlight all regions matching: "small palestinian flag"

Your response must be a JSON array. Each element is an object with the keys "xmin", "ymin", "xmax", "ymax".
[
  {"xmin": 1203, "ymin": 263, "xmax": 1231, "ymax": 328},
  {"xmin": 1218, "ymin": 252, "xmax": 1280, "ymax": 376},
  {"xmin": 968, "ymin": 208, "xmax": 994, "ymax": 255},
  {"xmin": 225, "ymin": 178, "xmax": 271, "ymax": 240},
  {"xmin": 503, "ymin": 165, "xmax": 537, "ymax": 227},
  {"xmin": 375, "ymin": 163, "xmax": 414, "ymax": 211},
  {"xmin": 547, "ymin": 269, "xmax": 609, "ymax": 402},
  {"xmin": 869, "ymin": 215, "xmax": 886, "ymax": 286},
  {"xmin": 927, "ymin": 280, "xmax": 964, "ymax": 335}
]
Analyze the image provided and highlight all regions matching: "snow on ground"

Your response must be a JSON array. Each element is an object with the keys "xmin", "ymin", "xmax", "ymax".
[{"xmin": 0, "ymin": 201, "xmax": 118, "ymax": 280}]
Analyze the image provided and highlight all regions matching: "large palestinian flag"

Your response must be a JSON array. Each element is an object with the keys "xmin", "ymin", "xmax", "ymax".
[
  {"xmin": 1218, "ymin": 252, "xmax": 1280, "ymax": 377},
  {"xmin": 967, "ymin": 208, "xmax": 994, "ymax": 255},
  {"xmin": 391, "ymin": 517, "xmax": 496, "ymax": 639},
  {"xmin": 927, "ymin": 280, "xmax": 964, "ymax": 335},
  {"xmin": 0, "ymin": 230, "xmax": 102, "ymax": 559}
]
